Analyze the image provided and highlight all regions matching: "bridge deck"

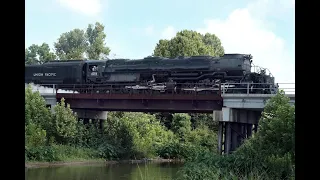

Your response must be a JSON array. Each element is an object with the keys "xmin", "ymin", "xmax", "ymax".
[
  {"xmin": 56, "ymin": 93, "xmax": 223, "ymax": 100},
  {"xmin": 56, "ymin": 93, "xmax": 223, "ymax": 113},
  {"xmin": 30, "ymin": 82, "xmax": 294, "ymax": 112}
]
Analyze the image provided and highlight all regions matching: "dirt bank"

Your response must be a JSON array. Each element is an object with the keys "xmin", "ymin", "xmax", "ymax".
[{"xmin": 25, "ymin": 158, "xmax": 183, "ymax": 168}]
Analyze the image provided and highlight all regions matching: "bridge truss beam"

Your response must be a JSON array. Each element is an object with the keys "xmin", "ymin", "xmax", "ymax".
[{"xmin": 57, "ymin": 93, "xmax": 223, "ymax": 113}]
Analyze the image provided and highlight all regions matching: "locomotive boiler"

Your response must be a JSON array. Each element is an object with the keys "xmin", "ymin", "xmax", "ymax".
[{"xmin": 102, "ymin": 54, "xmax": 275, "ymax": 94}]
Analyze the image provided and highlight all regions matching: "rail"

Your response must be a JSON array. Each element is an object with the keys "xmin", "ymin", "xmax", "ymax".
[
  {"xmin": 26, "ymin": 82, "xmax": 295, "ymax": 95},
  {"xmin": 220, "ymin": 82, "xmax": 295, "ymax": 95}
]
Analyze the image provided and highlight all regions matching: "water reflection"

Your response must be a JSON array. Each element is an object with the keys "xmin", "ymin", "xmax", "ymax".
[{"xmin": 26, "ymin": 162, "xmax": 183, "ymax": 180}]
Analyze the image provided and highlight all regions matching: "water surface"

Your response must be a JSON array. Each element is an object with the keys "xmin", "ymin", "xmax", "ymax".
[{"xmin": 26, "ymin": 162, "xmax": 183, "ymax": 180}]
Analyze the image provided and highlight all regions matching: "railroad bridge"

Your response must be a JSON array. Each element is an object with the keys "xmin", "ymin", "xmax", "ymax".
[{"xmin": 26, "ymin": 83, "xmax": 295, "ymax": 154}]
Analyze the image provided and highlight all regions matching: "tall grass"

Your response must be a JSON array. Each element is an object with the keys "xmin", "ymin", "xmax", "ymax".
[{"xmin": 25, "ymin": 144, "xmax": 102, "ymax": 162}]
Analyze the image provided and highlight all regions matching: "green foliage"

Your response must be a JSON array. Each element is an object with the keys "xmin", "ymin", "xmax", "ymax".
[
  {"xmin": 153, "ymin": 30, "xmax": 224, "ymax": 58},
  {"xmin": 54, "ymin": 28, "xmax": 88, "ymax": 60},
  {"xmin": 109, "ymin": 112, "xmax": 176, "ymax": 158},
  {"xmin": 86, "ymin": 22, "xmax": 111, "ymax": 59},
  {"xmin": 184, "ymin": 125, "xmax": 218, "ymax": 152},
  {"xmin": 26, "ymin": 22, "xmax": 111, "ymax": 62},
  {"xmin": 178, "ymin": 91, "xmax": 295, "ymax": 179},
  {"xmin": 156, "ymin": 141, "xmax": 209, "ymax": 160},
  {"xmin": 25, "ymin": 144, "xmax": 100, "ymax": 162},
  {"xmin": 171, "ymin": 113, "xmax": 192, "ymax": 138},
  {"xmin": 190, "ymin": 113, "xmax": 219, "ymax": 130},
  {"xmin": 258, "ymin": 90, "xmax": 295, "ymax": 158},
  {"xmin": 54, "ymin": 29, "xmax": 88, "ymax": 60},
  {"xmin": 25, "ymin": 43, "xmax": 56, "ymax": 64},
  {"xmin": 202, "ymin": 33, "xmax": 224, "ymax": 57},
  {"xmin": 156, "ymin": 114, "xmax": 217, "ymax": 159},
  {"xmin": 51, "ymin": 98, "xmax": 78, "ymax": 144},
  {"xmin": 54, "ymin": 22, "xmax": 110, "ymax": 60},
  {"xmin": 25, "ymin": 122, "xmax": 47, "ymax": 148},
  {"xmin": 25, "ymin": 85, "xmax": 51, "ymax": 126},
  {"xmin": 101, "ymin": 113, "xmax": 133, "ymax": 158},
  {"xmin": 176, "ymin": 164, "xmax": 278, "ymax": 180},
  {"xmin": 70, "ymin": 119, "xmax": 120, "ymax": 160}
]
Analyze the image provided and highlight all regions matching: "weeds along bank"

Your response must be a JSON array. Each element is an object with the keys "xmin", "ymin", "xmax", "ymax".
[
  {"xmin": 25, "ymin": 85, "xmax": 218, "ymax": 163},
  {"xmin": 177, "ymin": 91, "xmax": 295, "ymax": 180}
]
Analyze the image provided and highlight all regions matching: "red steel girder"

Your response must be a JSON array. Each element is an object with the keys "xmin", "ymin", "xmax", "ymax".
[{"xmin": 57, "ymin": 93, "xmax": 223, "ymax": 113}]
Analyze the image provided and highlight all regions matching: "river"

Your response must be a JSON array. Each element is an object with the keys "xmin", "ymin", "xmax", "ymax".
[{"xmin": 26, "ymin": 162, "xmax": 184, "ymax": 180}]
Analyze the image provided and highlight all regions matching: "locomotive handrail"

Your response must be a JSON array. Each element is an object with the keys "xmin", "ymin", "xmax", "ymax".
[{"xmin": 220, "ymin": 82, "xmax": 295, "ymax": 95}]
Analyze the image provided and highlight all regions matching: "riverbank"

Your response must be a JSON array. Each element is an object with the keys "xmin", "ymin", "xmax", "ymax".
[{"xmin": 25, "ymin": 158, "xmax": 183, "ymax": 168}]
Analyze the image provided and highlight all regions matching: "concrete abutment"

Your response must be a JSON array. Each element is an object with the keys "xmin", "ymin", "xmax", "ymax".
[{"xmin": 215, "ymin": 108, "xmax": 262, "ymax": 154}]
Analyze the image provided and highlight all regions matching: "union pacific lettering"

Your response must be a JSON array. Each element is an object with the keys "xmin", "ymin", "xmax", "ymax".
[{"xmin": 33, "ymin": 73, "xmax": 57, "ymax": 77}]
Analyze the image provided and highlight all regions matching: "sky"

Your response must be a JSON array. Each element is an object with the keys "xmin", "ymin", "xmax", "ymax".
[{"xmin": 25, "ymin": 0, "xmax": 295, "ymax": 90}]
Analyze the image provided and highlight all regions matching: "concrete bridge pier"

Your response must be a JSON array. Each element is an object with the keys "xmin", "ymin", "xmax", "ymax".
[
  {"xmin": 72, "ymin": 109, "xmax": 108, "ymax": 129},
  {"xmin": 217, "ymin": 108, "xmax": 262, "ymax": 154},
  {"xmin": 42, "ymin": 94, "xmax": 57, "ymax": 113}
]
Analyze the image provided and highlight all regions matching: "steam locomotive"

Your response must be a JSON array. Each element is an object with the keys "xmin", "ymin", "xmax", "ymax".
[{"xmin": 25, "ymin": 54, "xmax": 278, "ymax": 94}]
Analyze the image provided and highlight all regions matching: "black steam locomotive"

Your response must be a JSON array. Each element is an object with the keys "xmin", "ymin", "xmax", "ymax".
[{"xmin": 25, "ymin": 54, "xmax": 278, "ymax": 94}]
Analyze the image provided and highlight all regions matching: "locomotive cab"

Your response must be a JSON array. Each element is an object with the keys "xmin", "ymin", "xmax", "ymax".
[{"xmin": 83, "ymin": 60, "xmax": 107, "ymax": 84}]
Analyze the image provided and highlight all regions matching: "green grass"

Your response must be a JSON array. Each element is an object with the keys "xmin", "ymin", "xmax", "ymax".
[{"xmin": 25, "ymin": 144, "xmax": 102, "ymax": 162}]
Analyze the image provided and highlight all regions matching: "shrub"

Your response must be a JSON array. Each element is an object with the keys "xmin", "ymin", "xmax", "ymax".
[{"xmin": 177, "ymin": 91, "xmax": 295, "ymax": 179}]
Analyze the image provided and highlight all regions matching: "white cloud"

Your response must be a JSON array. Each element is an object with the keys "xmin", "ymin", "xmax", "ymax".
[
  {"xmin": 194, "ymin": 0, "xmax": 294, "ymax": 92},
  {"xmin": 56, "ymin": 0, "xmax": 102, "ymax": 16},
  {"xmin": 161, "ymin": 26, "xmax": 176, "ymax": 40}
]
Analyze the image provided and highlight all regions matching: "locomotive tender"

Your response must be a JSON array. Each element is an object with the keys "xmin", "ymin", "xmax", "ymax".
[
  {"xmin": 25, "ymin": 54, "xmax": 277, "ymax": 94},
  {"xmin": 25, "ymin": 60, "xmax": 107, "ymax": 88}
]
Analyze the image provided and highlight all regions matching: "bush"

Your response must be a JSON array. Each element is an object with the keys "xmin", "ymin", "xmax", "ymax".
[
  {"xmin": 25, "ymin": 85, "xmax": 51, "ymax": 127},
  {"xmin": 51, "ymin": 98, "xmax": 78, "ymax": 144},
  {"xmin": 177, "ymin": 91, "xmax": 295, "ymax": 179},
  {"xmin": 25, "ymin": 145, "xmax": 100, "ymax": 162},
  {"xmin": 156, "ymin": 141, "xmax": 209, "ymax": 160},
  {"xmin": 118, "ymin": 112, "xmax": 176, "ymax": 158},
  {"xmin": 184, "ymin": 125, "xmax": 218, "ymax": 152},
  {"xmin": 25, "ymin": 122, "xmax": 47, "ymax": 148},
  {"xmin": 25, "ymin": 84, "xmax": 223, "ymax": 164}
]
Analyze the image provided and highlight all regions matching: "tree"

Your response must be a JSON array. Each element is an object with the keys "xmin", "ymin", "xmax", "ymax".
[
  {"xmin": 202, "ymin": 33, "xmax": 224, "ymax": 57},
  {"xmin": 257, "ymin": 90, "xmax": 295, "ymax": 157},
  {"xmin": 54, "ymin": 29, "xmax": 88, "ymax": 60},
  {"xmin": 153, "ymin": 39, "xmax": 171, "ymax": 58},
  {"xmin": 25, "ymin": 45, "xmax": 38, "ymax": 64},
  {"xmin": 51, "ymin": 98, "xmax": 78, "ymax": 144},
  {"xmin": 153, "ymin": 30, "xmax": 225, "ymax": 58},
  {"xmin": 25, "ymin": 85, "xmax": 51, "ymax": 127},
  {"xmin": 86, "ymin": 22, "xmax": 111, "ymax": 59},
  {"xmin": 25, "ymin": 43, "xmax": 56, "ymax": 64},
  {"xmin": 25, "ymin": 122, "xmax": 47, "ymax": 148},
  {"xmin": 25, "ymin": 85, "xmax": 53, "ymax": 147},
  {"xmin": 54, "ymin": 22, "xmax": 111, "ymax": 60},
  {"xmin": 229, "ymin": 90, "xmax": 295, "ymax": 178},
  {"xmin": 171, "ymin": 113, "xmax": 192, "ymax": 138}
]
